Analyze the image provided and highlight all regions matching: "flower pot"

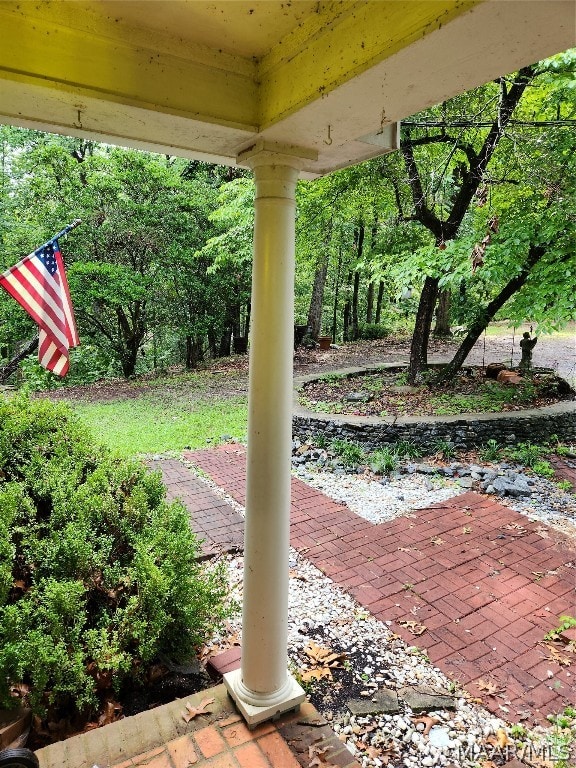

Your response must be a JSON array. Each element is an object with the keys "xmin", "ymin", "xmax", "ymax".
[{"xmin": 318, "ymin": 336, "xmax": 332, "ymax": 350}]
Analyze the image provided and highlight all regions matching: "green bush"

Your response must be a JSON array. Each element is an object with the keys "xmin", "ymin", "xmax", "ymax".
[
  {"xmin": 0, "ymin": 394, "xmax": 229, "ymax": 717},
  {"xmin": 357, "ymin": 323, "xmax": 390, "ymax": 340},
  {"xmin": 329, "ymin": 439, "xmax": 366, "ymax": 466}
]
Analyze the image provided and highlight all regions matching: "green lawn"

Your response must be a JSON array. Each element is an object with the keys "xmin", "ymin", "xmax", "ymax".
[{"xmin": 72, "ymin": 396, "xmax": 248, "ymax": 457}]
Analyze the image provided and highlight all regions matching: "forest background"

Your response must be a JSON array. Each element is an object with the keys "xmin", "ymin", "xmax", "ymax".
[{"xmin": 0, "ymin": 50, "xmax": 574, "ymax": 389}]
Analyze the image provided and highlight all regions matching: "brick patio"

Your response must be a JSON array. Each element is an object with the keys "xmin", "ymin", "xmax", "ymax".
[
  {"xmin": 37, "ymin": 684, "xmax": 360, "ymax": 768},
  {"xmin": 184, "ymin": 446, "xmax": 576, "ymax": 724}
]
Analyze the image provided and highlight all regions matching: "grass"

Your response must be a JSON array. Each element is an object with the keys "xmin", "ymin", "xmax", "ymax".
[{"xmin": 71, "ymin": 396, "xmax": 248, "ymax": 457}]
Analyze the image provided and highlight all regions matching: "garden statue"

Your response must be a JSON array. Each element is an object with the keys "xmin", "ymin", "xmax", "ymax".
[{"xmin": 519, "ymin": 331, "xmax": 537, "ymax": 371}]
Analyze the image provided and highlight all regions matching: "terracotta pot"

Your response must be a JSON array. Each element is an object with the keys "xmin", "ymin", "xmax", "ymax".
[{"xmin": 318, "ymin": 336, "xmax": 332, "ymax": 350}]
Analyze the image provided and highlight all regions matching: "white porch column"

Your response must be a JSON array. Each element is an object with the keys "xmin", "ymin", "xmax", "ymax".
[{"xmin": 223, "ymin": 144, "xmax": 312, "ymax": 726}]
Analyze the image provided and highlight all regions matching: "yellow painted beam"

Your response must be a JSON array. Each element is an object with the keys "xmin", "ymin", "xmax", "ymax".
[
  {"xmin": 0, "ymin": 4, "xmax": 258, "ymax": 130},
  {"xmin": 258, "ymin": 0, "xmax": 482, "ymax": 127}
]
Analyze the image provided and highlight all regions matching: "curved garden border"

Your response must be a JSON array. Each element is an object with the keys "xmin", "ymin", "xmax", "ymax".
[{"xmin": 293, "ymin": 364, "xmax": 576, "ymax": 450}]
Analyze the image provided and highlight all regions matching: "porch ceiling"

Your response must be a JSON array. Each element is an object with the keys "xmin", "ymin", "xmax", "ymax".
[{"xmin": 0, "ymin": 0, "xmax": 573, "ymax": 176}]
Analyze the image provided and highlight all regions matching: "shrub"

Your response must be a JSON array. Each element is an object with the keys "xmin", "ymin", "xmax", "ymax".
[
  {"xmin": 329, "ymin": 439, "xmax": 366, "ymax": 467},
  {"xmin": 357, "ymin": 323, "xmax": 390, "ymax": 340},
  {"xmin": 0, "ymin": 394, "xmax": 229, "ymax": 718},
  {"xmin": 369, "ymin": 447, "xmax": 398, "ymax": 474}
]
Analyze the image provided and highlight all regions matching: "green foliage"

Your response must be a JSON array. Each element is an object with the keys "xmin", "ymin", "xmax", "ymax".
[
  {"xmin": 428, "ymin": 380, "xmax": 537, "ymax": 415},
  {"xmin": 480, "ymin": 439, "xmax": 503, "ymax": 462},
  {"xmin": 394, "ymin": 440, "xmax": 422, "ymax": 459},
  {"xmin": 329, "ymin": 439, "xmax": 366, "ymax": 466},
  {"xmin": 544, "ymin": 615, "xmax": 576, "ymax": 642},
  {"xmin": 530, "ymin": 459, "xmax": 555, "ymax": 478},
  {"xmin": 356, "ymin": 323, "xmax": 390, "ymax": 340},
  {"xmin": 431, "ymin": 439, "xmax": 456, "ymax": 460},
  {"xmin": 369, "ymin": 447, "xmax": 398, "ymax": 474},
  {"xmin": 312, "ymin": 434, "xmax": 328, "ymax": 449},
  {"xmin": 507, "ymin": 441, "xmax": 544, "ymax": 467},
  {"xmin": 556, "ymin": 479, "xmax": 573, "ymax": 492},
  {"xmin": 0, "ymin": 394, "xmax": 229, "ymax": 717}
]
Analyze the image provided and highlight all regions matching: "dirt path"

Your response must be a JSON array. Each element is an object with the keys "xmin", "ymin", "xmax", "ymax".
[{"xmin": 294, "ymin": 322, "xmax": 576, "ymax": 385}]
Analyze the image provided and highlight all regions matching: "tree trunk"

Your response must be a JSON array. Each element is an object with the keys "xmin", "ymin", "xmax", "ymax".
[
  {"xmin": 207, "ymin": 327, "xmax": 218, "ymax": 358},
  {"xmin": 243, "ymin": 302, "xmax": 251, "ymax": 338},
  {"xmin": 186, "ymin": 335, "xmax": 204, "ymax": 369},
  {"xmin": 375, "ymin": 281, "xmax": 385, "ymax": 324},
  {"xmin": 434, "ymin": 289, "xmax": 452, "ymax": 337},
  {"xmin": 365, "ymin": 220, "xmax": 378, "ymax": 324},
  {"xmin": 218, "ymin": 327, "xmax": 232, "ymax": 357},
  {"xmin": 366, "ymin": 282, "xmax": 374, "ymax": 324},
  {"xmin": 350, "ymin": 224, "xmax": 365, "ymax": 341},
  {"xmin": 408, "ymin": 276, "xmax": 439, "ymax": 385},
  {"xmin": 343, "ymin": 300, "xmax": 351, "ymax": 342},
  {"xmin": 351, "ymin": 271, "xmax": 361, "ymax": 340},
  {"xmin": 400, "ymin": 65, "xmax": 537, "ymax": 382},
  {"xmin": 307, "ymin": 252, "xmax": 330, "ymax": 337},
  {"xmin": 435, "ymin": 244, "xmax": 546, "ymax": 383},
  {"xmin": 0, "ymin": 336, "xmax": 39, "ymax": 383},
  {"xmin": 331, "ymin": 247, "xmax": 343, "ymax": 342}
]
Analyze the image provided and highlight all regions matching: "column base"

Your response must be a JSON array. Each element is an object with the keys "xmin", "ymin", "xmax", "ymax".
[{"xmin": 223, "ymin": 668, "xmax": 306, "ymax": 727}]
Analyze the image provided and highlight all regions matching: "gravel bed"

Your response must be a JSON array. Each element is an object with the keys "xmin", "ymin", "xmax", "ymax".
[{"xmin": 291, "ymin": 469, "xmax": 464, "ymax": 525}]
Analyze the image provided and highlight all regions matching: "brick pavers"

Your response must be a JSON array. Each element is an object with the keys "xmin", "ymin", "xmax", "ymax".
[
  {"xmin": 147, "ymin": 458, "xmax": 244, "ymax": 557},
  {"xmin": 37, "ymin": 684, "xmax": 359, "ymax": 768},
  {"xmin": 185, "ymin": 446, "xmax": 576, "ymax": 724},
  {"xmin": 550, "ymin": 456, "xmax": 576, "ymax": 492}
]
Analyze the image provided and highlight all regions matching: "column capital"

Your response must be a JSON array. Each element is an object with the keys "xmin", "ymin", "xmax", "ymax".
[{"xmin": 237, "ymin": 139, "xmax": 317, "ymax": 171}]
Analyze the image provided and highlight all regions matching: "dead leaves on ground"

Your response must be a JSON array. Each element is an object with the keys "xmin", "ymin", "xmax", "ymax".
[
  {"xmin": 476, "ymin": 678, "xmax": 505, "ymax": 697},
  {"xmin": 300, "ymin": 642, "xmax": 346, "ymax": 683},
  {"xmin": 398, "ymin": 619, "xmax": 427, "ymax": 636},
  {"xmin": 181, "ymin": 697, "xmax": 214, "ymax": 723},
  {"xmin": 411, "ymin": 715, "xmax": 440, "ymax": 735},
  {"xmin": 308, "ymin": 744, "xmax": 339, "ymax": 767}
]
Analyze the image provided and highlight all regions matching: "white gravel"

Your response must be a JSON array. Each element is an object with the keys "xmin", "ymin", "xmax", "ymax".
[{"xmin": 291, "ymin": 468, "xmax": 463, "ymax": 524}]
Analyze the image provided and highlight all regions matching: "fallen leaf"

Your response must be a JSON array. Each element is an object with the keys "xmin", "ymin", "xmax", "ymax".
[
  {"xmin": 398, "ymin": 547, "xmax": 413, "ymax": 552},
  {"xmin": 289, "ymin": 569, "xmax": 309, "ymax": 582},
  {"xmin": 301, "ymin": 668, "xmax": 333, "ymax": 683},
  {"xmin": 304, "ymin": 642, "xmax": 346, "ymax": 668},
  {"xmin": 398, "ymin": 620, "xmax": 427, "ymax": 636},
  {"xmin": 98, "ymin": 699, "xmax": 122, "ymax": 726},
  {"xmin": 308, "ymin": 744, "xmax": 338, "ymax": 768},
  {"xmin": 412, "ymin": 715, "xmax": 440, "ymax": 735},
  {"xmin": 476, "ymin": 679, "xmax": 503, "ymax": 696},
  {"xmin": 545, "ymin": 644, "xmax": 572, "ymax": 666},
  {"xmin": 535, "ymin": 526, "xmax": 550, "ymax": 538},
  {"xmin": 496, "ymin": 728, "xmax": 510, "ymax": 748},
  {"xmin": 181, "ymin": 697, "xmax": 215, "ymax": 723},
  {"xmin": 431, "ymin": 537, "xmax": 444, "ymax": 545},
  {"xmin": 462, "ymin": 526, "xmax": 472, "ymax": 534}
]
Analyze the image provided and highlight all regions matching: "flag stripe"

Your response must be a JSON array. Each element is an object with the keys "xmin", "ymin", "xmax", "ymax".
[
  {"xmin": 3, "ymin": 268, "xmax": 69, "ymax": 351},
  {"xmin": 39, "ymin": 332, "xmax": 69, "ymax": 376},
  {"xmin": 11, "ymin": 259, "xmax": 68, "ymax": 336},
  {"xmin": 54, "ymin": 247, "xmax": 79, "ymax": 346}
]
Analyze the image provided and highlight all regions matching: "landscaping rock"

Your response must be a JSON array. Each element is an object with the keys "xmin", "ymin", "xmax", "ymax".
[
  {"xmin": 344, "ymin": 391, "xmax": 372, "ymax": 402},
  {"xmin": 399, "ymin": 687, "xmax": 457, "ymax": 712},
  {"xmin": 347, "ymin": 689, "xmax": 400, "ymax": 715}
]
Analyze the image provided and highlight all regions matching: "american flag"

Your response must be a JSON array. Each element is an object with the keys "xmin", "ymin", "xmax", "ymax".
[{"xmin": 0, "ymin": 239, "xmax": 79, "ymax": 376}]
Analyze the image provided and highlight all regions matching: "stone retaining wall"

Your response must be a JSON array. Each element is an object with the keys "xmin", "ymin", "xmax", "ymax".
[{"xmin": 293, "ymin": 369, "xmax": 576, "ymax": 450}]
